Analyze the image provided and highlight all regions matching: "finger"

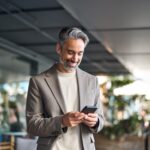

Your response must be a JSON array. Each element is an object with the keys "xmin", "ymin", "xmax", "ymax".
[
  {"xmin": 73, "ymin": 113, "xmax": 85, "ymax": 120},
  {"xmin": 71, "ymin": 116, "xmax": 84, "ymax": 122},
  {"xmin": 84, "ymin": 115, "xmax": 88, "ymax": 119},
  {"xmin": 83, "ymin": 121, "xmax": 97, "ymax": 127},
  {"xmin": 87, "ymin": 113, "xmax": 97, "ymax": 118},
  {"xmin": 74, "ymin": 112, "xmax": 85, "ymax": 117},
  {"xmin": 69, "ymin": 120, "xmax": 83, "ymax": 127},
  {"xmin": 84, "ymin": 116, "xmax": 97, "ymax": 122}
]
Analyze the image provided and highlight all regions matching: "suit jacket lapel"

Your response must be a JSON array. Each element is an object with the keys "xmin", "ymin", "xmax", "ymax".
[
  {"xmin": 44, "ymin": 65, "xmax": 67, "ymax": 114},
  {"xmin": 77, "ymin": 68, "xmax": 87, "ymax": 111}
]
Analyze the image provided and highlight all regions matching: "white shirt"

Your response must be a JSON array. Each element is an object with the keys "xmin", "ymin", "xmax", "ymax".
[{"xmin": 51, "ymin": 70, "xmax": 82, "ymax": 150}]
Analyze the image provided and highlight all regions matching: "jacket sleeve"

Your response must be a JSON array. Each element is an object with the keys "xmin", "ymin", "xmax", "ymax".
[
  {"xmin": 26, "ymin": 77, "xmax": 67, "ymax": 137},
  {"xmin": 89, "ymin": 77, "xmax": 105, "ymax": 133}
]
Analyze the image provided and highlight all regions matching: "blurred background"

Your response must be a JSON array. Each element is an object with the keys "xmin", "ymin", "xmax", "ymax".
[{"xmin": 0, "ymin": 0, "xmax": 150, "ymax": 150}]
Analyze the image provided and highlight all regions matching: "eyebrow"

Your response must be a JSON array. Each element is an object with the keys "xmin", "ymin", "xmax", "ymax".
[{"xmin": 67, "ymin": 49, "xmax": 84, "ymax": 53}]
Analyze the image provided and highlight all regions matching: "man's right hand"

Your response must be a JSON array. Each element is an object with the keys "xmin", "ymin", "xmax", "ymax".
[{"xmin": 62, "ymin": 112, "xmax": 85, "ymax": 127}]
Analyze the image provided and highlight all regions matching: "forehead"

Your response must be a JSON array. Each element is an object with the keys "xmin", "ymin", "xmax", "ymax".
[{"xmin": 63, "ymin": 38, "xmax": 85, "ymax": 50}]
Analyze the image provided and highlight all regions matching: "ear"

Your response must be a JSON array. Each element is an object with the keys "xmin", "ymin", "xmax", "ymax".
[{"xmin": 56, "ymin": 43, "xmax": 62, "ymax": 54}]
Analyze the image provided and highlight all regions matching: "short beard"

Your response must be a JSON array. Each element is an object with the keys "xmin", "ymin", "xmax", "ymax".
[{"xmin": 59, "ymin": 58, "xmax": 79, "ymax": 72}]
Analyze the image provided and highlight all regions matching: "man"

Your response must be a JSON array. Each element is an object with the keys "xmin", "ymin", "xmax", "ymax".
[{"xmin": 26, "ymin": 27, "xmax": 104, "ymax": 150}]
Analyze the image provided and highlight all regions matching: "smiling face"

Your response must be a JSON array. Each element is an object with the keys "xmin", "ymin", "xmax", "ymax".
[{"xmin": 56, "ymin": 38, "xmax": 85, "ymax": 73}]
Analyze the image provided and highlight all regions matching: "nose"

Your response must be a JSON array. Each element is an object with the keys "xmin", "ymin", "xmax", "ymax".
[{"xmin": 72, "ymin": 54, "xmax": 78, "ymax": 62}]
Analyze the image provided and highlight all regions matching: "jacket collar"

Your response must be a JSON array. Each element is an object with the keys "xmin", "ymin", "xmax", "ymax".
[{"xmin": 44, "ymin": 64, "xmax": 87, "ymax": 113}]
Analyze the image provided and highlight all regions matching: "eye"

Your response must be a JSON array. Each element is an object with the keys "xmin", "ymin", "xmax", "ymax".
[
  {"xmin": 78, "ymin": 52, "xmax": 83, "ymax": 56},
  {"xmin": 67, "ymin": 50, "xmax": 74, "ymax": 55}
]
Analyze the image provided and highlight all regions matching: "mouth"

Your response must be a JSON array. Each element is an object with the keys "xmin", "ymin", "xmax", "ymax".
[
  {"xmin": 67, "ymin": 61, "xmax": 78, "ymax": 67},
  {"xmin": 68, "ymin": 62, "xmax": 77, "ymax": 67}
]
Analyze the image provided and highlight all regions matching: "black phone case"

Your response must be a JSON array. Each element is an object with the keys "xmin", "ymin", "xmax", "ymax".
[{"xmin": 81, "ymin": 106, "xmax": 97, "ymax": 114}]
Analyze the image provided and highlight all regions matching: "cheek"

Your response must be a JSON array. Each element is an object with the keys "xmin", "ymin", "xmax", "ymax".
[
  {"xmin": 65, "ymin": 54, "xmax": 73, "ymax": 60},
  {"xmin": 78, "ymin": 56, "xmax": 83, "ymax": 61},
  {"xmin": 59, "ymin": 52, "xmax": 67, "ymax": 60}
]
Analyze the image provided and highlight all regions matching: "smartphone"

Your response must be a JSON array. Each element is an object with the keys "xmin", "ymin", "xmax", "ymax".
[{"xmin": 81, "ymin": 106, "xmax": 98, "ymax": 114}]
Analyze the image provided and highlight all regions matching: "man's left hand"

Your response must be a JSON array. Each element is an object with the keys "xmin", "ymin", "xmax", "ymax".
[{"xmin": 83, "ymin": 113, "xmax": 98, "ymax": 127}]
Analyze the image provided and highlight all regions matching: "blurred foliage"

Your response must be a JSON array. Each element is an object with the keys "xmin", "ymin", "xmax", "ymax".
[
  {"xmin": 108, "ymin": 76, "xmax": 133, "ymax": 93},
  {"xmin": 114, "ymin": 96, "xmax": 129, "ymax": 110},
  {"xmin": 0, "ymin": 90, "xmax": 10, "ymax": 133},
  {"xmin": 101, "ymin": 113, "xmax": 142, "ymax": 140},
  {"xmin": 100, "ymin": 76, "xmax": 148, "ymax": 140}
]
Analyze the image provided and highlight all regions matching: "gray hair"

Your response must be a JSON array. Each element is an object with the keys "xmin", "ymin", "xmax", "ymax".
[{"xmin": 58, "ymin": 27, "xmax": 89, "ymax": 47}]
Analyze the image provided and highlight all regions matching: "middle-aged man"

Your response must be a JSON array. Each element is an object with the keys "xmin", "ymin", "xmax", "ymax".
[{"xmin": 26, "ymin": 27, "xmax": 104, "ymax": 150}]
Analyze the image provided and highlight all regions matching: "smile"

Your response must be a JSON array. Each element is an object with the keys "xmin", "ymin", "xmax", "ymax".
[{"xmin": 67, "ymin": 62, "xmax": 78, "ymax": 67}]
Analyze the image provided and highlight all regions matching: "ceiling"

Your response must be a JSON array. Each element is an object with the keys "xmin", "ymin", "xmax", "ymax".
[{"xmin": 2, "ymin": 0, "xmax": 149, "ymax": 82}]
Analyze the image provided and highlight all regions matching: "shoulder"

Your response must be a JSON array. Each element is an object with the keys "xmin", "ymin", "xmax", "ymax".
[
  {"xmin": 77, "ymin": 68, "xmax": 99, "ymax": 88},
  {"xmin": 77, "ymin": 68, "xmax": 97, "ymax": 80},
  {"xmin": 30, "ymin": 64, "xmax": 56, "ymax": 80}
]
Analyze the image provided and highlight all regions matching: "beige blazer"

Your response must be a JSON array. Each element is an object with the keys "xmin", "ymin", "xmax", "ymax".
[{"xmin": 26, "ymin": 64, "xmax": 104, "ymax": 150}]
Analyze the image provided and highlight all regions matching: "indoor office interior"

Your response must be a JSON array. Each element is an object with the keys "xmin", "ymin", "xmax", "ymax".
[{"xmin": 0, "ymin": 0, "xmax": 150, "ymax": 150}]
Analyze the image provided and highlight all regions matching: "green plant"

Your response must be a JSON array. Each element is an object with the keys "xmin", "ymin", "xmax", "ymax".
[
  {"xmin": 101, "ymin": 76, "xmax": 146, "ymax": 140},
  {"xmin": 101, "ymin": 113, "xmax": 142, "ymax": 140}
]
